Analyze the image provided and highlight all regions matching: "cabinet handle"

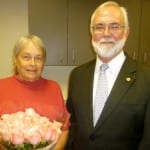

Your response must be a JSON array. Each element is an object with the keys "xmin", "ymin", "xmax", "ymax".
[
  {"xmin": 143, "ymin": 52, "xmax": 147, "ymax": 63},
  {"xmin": 72, "ymin": 50, "xmax": 76, "ymax": 62},
  {"xmin": 132, "ymin": 51, "xmax": 136, "ymax": 60},
  {"xmin": 60, "ymin": 58, "xmax": 64, "ymax": 64}
]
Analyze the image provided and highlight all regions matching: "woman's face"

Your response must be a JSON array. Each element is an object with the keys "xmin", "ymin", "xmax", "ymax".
[{"xmin": 15, "ymin": 41, "xmax": 44, "ymax": 82}]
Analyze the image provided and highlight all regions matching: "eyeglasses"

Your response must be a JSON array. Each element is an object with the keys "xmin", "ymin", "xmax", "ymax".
[
  {"xmin": 92, "ymin": 23, "xmax": 125, "ymax": 34},
  {"xmin": 21, "ymin": 54, "xmax": 44, "ymax": 63}
]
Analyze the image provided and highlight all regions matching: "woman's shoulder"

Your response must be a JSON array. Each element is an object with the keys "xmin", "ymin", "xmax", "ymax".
[
  {"xmin": 0, "ymin": 75, "xmax": 14, "ymax": 83},
  {"xmin": 41, "ymin": 77, "xmax": 61, "ymax": 88}
]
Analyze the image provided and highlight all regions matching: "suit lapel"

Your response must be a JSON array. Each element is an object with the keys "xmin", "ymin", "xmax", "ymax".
[
  {"xmin": 94, "ymin": 57, "xmax": 137, "ymax": 129},
  {"xmin": 83, "ymin": 60, "xmax": 96, "ymax": 130}
]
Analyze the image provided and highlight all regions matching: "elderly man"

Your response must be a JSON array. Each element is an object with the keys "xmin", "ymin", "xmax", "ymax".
[{"xmin": 66, "ymin": 1, "xmax": 150, "ymax": 150}]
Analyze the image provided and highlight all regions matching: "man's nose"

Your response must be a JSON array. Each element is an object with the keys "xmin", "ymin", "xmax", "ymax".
[{"xmin": 103, "ymin": 26, "xmax": 111, "ymax": 36}]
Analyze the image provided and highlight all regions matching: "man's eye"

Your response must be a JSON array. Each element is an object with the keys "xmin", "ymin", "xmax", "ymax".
[
  {"xmin": 98, "ymin": 26, "xmax": 105, "ymax": 30},
  {"xmin": 111, "ymin": 25, "xmax": 120, "ymax": 29},
  {"xmin": 93, "ymin": 26, "xmax": 105, "ymax": 31}
]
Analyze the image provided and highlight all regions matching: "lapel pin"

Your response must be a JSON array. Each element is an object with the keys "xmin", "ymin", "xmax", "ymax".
[{"xmin": 126, "ymin": 77, "xmax": 131, "ymax": 82}]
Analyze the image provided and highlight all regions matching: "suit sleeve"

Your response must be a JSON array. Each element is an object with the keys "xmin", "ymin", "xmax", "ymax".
[
  {"xmin": 138, "ymin": 97, "xmax": 150, "ymax": 149},
  {"xmin": 65, "ymin": 71, "xmax": 76, "ymax": 150}
]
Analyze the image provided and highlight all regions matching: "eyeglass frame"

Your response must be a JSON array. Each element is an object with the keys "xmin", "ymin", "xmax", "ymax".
[{"xmin": 91, "ymin": 23, "xmax": 126, "ymax": 34}]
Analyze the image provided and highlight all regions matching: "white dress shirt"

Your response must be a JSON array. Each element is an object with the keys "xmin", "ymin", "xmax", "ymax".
[{"xmin": 93, "ymin": 51, "xmax": 126, "ymax": 107}]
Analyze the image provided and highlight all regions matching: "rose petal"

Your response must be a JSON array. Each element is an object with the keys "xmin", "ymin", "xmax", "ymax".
[
  {"xmin": 27, "ymin": 135, "xmax": 41, "ymax": 145},
  {"xmin": 11, "ymin": 133, "xmax": 25, "ymax": 145}
]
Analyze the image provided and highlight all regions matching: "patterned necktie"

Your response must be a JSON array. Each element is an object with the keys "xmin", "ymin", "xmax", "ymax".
[{"xmin": 93, "ymin": 63, "xmax": 109, "ymax": 126}]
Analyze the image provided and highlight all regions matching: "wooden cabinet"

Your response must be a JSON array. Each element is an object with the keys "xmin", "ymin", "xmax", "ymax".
[
  {"xmin": 29, "ymin": 0, "xmax": 98, "ymax": 66},
  {"xmin": 139, "ymin": 0, "xmax": 150, "ymax": 64},
  {"xmin": 29, "ymin": 0, "xmax": 149, "ymax": 66},
  {"xmin": 113, "ymin": 0, "xmax": 141, "ymax": 61},
  {"xmin": 28, "ymin": 0, "xmax": 68, "ymax": 65},
  {"xmin": 67, "ymin": 0, "xmax": 142, "ymax": 64},
  {"xmin": 67, "ymin": 0, "xmax": 105, "ymax": 65}
]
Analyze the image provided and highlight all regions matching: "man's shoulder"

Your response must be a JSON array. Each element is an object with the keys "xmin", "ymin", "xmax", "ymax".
[
  {"xmin": 72, "ymin": 59, "xmax": 96, "ymax": 73},
  {"xmin": 125, "ymin": 56, "xmax": 150, "ymax": 77}
]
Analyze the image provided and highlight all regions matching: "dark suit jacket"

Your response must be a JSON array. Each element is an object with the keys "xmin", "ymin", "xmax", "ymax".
[{"xmin": 66, "ymin": 56, "xmax": 150, "ymax": 150}]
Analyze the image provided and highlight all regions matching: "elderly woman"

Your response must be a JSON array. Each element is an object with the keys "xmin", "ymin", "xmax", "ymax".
[{"xmin": 0, "ymin": 35, "xmax": 70, "ymax": 150}]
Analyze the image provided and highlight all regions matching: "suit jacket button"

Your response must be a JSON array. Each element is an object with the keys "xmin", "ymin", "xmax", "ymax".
[{"xmin": 89, "ymin": 134, "xmax": 95, "ymax": 141}]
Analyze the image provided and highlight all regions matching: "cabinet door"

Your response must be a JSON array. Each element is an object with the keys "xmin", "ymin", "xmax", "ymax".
[
  {"xmin": 68, "ymin": 0, "xmax": 106, "ymax": 65},
  {"xmin": 139, "ymin": 0, "xmax": 150, "ymax": 64},
  {"xmin": 28, "ymin": 0, "xmax": 68, "ymax": 65},
  {"xmin": 114, "ymin": 0, "xmax": 141, "ymax": 60},
  {"xmin": 68, "ymin": 0, "xmax": 141, "ymax": 65}
]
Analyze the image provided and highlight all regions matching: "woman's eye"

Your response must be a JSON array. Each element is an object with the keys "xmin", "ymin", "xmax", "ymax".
[
  {"xmin": 35, "ymin": 57, "xmax": 42, "ymax": 61},
  {"xmin": 22, "ymin": 55, "xmax": 31, "ymax": 60}
]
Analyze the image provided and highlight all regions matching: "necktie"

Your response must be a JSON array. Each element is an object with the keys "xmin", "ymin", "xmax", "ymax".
[{"xmin": 93, "ymin": 63, "xmax": 109, "ymax": 126}]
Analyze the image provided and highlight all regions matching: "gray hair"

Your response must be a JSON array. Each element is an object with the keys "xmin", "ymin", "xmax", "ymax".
[
  {"xmin": 12, "ymin": 34, "xmax": 46, "ymax": 74},
  {"xmin": 90, "ymin": 1, "xmax": 129, "ymax": 33}
]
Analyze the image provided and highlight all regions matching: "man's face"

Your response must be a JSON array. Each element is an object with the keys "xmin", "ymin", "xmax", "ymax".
[{"xmin": 91, "ymin": 5, "xmax": 129, "ymax": 60}]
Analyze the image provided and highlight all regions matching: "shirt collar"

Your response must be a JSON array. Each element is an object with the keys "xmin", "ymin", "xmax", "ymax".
[{"xmin": 95, "ymin": 51, "xmax": 126, "ymax": 74}]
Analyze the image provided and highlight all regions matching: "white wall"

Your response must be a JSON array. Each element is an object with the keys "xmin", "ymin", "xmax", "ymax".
[
  {"xmin": 0, "ymin": 0, "xmax": 28, "ymax": 77},
  {"xmin": 42, "ymin": 66, "xmax": 75, "ymax": 100},
  {"xmin": 0, "ymin": 0, "xmax": 75, "ymax": 100}
]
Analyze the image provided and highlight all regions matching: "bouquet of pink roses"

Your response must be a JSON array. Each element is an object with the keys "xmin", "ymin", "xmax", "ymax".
[{"xmin": 0, "ymin": 108, "xmax": 62, "ymax": 150}]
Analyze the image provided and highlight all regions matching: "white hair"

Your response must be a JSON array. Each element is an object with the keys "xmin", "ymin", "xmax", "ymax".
[{"xmin": 90, "ymin": 1, "xmax": 129, "ymax": 33}]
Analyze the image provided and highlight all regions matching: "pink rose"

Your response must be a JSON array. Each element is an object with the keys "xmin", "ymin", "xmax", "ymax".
[{"xmin": 11, "ymin": 133, "xmax": 25, "ymax": 145}]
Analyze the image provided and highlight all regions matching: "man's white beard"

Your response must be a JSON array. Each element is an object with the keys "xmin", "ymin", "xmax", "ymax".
[{"xmin": 92, "ymin": 37, "xmax": 126, "ymax": 58}]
